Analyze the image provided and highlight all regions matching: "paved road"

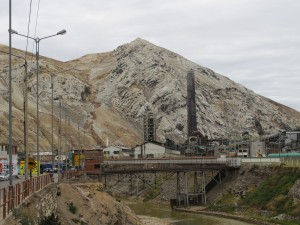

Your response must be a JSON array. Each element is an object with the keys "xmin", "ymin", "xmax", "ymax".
[
  {"xmin": 0, "ymin": 176, "xmax": 25, "ymax": 190},
  {"xmin": 0, "ymin": 173, "xmax": 59, "ymax": 190}
]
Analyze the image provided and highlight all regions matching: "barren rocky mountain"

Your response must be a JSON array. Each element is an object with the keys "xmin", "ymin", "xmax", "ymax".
[{"xmin": 1, "ymin": 38, "xmax": 300, "ymax": 152}]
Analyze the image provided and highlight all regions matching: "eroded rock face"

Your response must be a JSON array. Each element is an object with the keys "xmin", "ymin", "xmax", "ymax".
[
  {"xmin": 1, "ymin": 39, "xmax": 300, "ymax": 150},
  {"xmin": 89, "ymin": 38, "xmax": 300, "ymax": 143}
]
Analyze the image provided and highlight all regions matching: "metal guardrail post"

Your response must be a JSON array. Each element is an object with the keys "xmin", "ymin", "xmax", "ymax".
[
  {"xmin": 3, "ymin": 188, "xmax": 7, "ymax": 219},
  {"xmin": 17, "ymin": 184, "xmax": 21, "ymax": 205},
  {"xmin": 8, "ymin": 186, "xmax": 13, "ymax": 214}
]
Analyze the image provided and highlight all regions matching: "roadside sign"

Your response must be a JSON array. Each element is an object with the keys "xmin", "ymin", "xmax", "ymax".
[{"xmin": 28, "ymin": 158, "xmax": 36, "ymax": 170}]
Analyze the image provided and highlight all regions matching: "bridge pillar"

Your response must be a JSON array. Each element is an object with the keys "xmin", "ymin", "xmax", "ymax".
[
  {"xmin": 194, "ymin": 172, "xmax": 198, "ymax": 205},
  {"xmin": 176, "ymin": 171, "xmax": 180, "ymax": 207},
  {"xmin": 201, "ymin": 171, "xmax": 207, "ymax": 204},
  {"xmin": 184, "ymin": 172, "xmax": 188, "ymax": 207},
  {"xmin": 130, "ymin": 173, "xmax": 133, "ymax": 196}
]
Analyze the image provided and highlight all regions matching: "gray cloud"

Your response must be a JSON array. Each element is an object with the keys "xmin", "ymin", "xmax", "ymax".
[{"xmin": 1, "ymin": 0, "xmax": 300, "ymax": 111}]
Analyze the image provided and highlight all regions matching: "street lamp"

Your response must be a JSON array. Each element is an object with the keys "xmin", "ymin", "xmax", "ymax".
[
  {"xmin": 50, "ymin": 74, "xmax": 55, "ymax": 176},
  {"xmin": 9, "ymin": 29, "xmax": 66, "ymax": 175},
  {"xmin": 8, "ymin": 0, "xmax": 13, "ymax": 189}
]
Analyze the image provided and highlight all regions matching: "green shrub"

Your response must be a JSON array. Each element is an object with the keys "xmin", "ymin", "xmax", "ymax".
[
  {"xmin": 12, "ymin": 208, "xmax": 33, "ymax": 225},
  {"xmin": 68, "ymin": 202, "xmax": 77, "ymax": 214},
  {"xmin": 71, "ymin": 218, "xmax": 87, "ymax": 225},
  {"xmin": 20, "ymin": 217, "xmax": 33, "ymax": 225},
  {"xmin": 39, "ymin": 213, "xmax": 61, "ymax": 225},
  {"xmin": 71, "ymin": 218, "xmax": 80, "ymax": 224},
  {"xmin": 143, "ymin": 186, "xmax": 161, "ymax": 202}
]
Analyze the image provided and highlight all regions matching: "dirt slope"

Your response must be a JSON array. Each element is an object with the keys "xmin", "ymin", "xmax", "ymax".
[{"xmin": 56, "ymin": 182, "xmax": 142, "ymax": 225}]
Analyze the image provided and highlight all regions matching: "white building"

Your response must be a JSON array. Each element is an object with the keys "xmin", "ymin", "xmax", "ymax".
[
  {"xmin": 0, "ymin": 146, "xmax": 18, "ymax": 175},
  {"xmin": 133, "ymin": 142, "xmax": 181, "ymax": 159},
  {"xmin": 103, "ymin": 146, "xmax": 130, "ymax": 159}
]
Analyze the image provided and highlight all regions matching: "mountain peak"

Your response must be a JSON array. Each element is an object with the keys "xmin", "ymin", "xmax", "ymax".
[
  {"xmin": 130, "ymin": 38, "xmax": 153, "ymax": 45},
  {"xmin": 121, "ymin": 38, "xmax": 160, "ymax": 51}
]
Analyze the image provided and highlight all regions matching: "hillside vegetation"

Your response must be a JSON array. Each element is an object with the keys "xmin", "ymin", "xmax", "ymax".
[
  {"xmin": 210, "ymin": 167, "xmax": 300, "ymax": 225},
  {"xmin": 243, "ymin": 169, "xmax": 300, "ymax": 214}
]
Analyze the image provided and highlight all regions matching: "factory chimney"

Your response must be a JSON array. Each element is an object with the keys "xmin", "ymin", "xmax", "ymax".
[{"xmin": 187, "ymin": 69, "xmax": 197, "ymax": 138}]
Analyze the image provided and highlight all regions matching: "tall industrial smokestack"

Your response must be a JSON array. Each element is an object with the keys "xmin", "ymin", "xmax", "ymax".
[{"xmin": 187, "ymin": 69, "xmax": 197, "ymax": 138}]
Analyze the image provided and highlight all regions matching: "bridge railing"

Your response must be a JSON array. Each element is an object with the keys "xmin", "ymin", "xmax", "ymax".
[
  {"xmin": 0, "ymin": 174, "xmax": 53, "ymax": 220},
  {"xmin": 101, "ymin": 157, "xmax": 241, "ymax": 173},
  {"xmin": 103, "ymin": 157, "xmax": 241, "ymax": 166}
]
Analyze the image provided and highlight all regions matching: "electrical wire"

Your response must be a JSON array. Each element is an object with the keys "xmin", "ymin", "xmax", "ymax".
[
  {"xmin": 33, "ymin": 0, "xmax": 41, "ymax": 39},
  {"xmin": 25, "ymin": 0, "xmax": 33, "ymax": 61},
  {"xmin": 31, "ymin": 0, "xmax": 41, "ymax": 59}
]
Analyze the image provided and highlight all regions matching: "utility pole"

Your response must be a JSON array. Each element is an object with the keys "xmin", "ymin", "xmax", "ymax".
[
  {"xmin": 68, "ymin": 113, "xmax": 71, "ymax": 171},
  {"xmin": 64, "ymin": 107, "xmax": 67, "ymax": 172},
  {"xmin": 58, "ymin": 98, "xmax": 62, "ymax": 180},
  {"xmin": 0, "ymin": 50, "xmax": 29, "ymax": 179},
  {"xmin": 8, "ymin": 0, "xmax": 13, "ymax": 190},
  {"xmin": 77, "ymin": 121, "xmax": 81, "ymax": 170},
  {"xmin": 23, "ymin": 61, "xmax": 29, "ymax": 179},
  {"xmin": 51, "ymin": 74, "xmax": 54, "ymax": 176}
]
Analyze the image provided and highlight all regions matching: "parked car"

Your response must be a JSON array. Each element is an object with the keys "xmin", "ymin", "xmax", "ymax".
[
  {"xmin": 0, "ymin": 172, "xmax": 9, "ymax": 181},
  {"xmin": 43, "ymin": 168, "xmax": 53, "ymax": 173}
]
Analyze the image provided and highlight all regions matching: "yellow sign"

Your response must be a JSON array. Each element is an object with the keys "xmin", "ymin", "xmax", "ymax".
[
  {"xmin": 73, "ymin": 153, "xmax": 84, "ymax": 167},
  {"xmin": 28, "ymin": 158, "xmax": 36, "ymax": 170},
  {"xmin": 20, "ymin": 160, "xmax": 39, "ymax": 175}
]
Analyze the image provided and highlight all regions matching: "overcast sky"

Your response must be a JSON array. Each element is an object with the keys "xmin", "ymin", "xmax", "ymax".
[{"xmin": 1, "ymin": 0, "xmax": 300, "ymax": 111}]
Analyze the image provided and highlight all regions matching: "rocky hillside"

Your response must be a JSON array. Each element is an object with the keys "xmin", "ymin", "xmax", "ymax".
[
  {"xmin": 1, "ymin": 39, "xmax": 300, "ymax": 152},
  {"xmin": 3, "ymin": 182, "xmax": 144, "ymax": 225}
]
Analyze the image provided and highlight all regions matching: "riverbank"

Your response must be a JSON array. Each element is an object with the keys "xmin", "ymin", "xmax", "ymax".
[
  {"xmin": 138, "ymin": 215, "xmax": 174, "ymax": 225},
  {"xmin": 126, "ymin": 199, "xmax": 259, "ymax": 225},
  {"xmin": 173, "ymin": 206, "xmax": 279, "ymax": 225}
]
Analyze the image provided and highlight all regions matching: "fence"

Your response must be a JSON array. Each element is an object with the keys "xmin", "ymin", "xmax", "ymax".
[
  {"xmin": 0, "ymin": 174, "xmax": 53, "ymax": 220},
  {"xmin": 241, "ymin": 157, "xmax": 300, "ymax": 167},
  {"xmin": 241, "ymin": 157, "xmax": 281, "ymax": 166},
  {"xmin": 281, "ymin": 158, "xmax": 300, "ymax": 167}
]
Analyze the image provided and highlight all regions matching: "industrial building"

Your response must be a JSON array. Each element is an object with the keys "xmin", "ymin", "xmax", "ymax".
[
  {"xmin": 73, "ymin": 146, "xmax": 104, "ymax": 174},
  {"xmin": 143, "ymin": 111, "xmax": 156, "ymax": 142},
  {"xmin": 134, "ymin": 141, "xmax": 181, "ymax": 158},
  {"xmin": 103, "ymin": 146, "xmax": 132, "ymax": 158}
]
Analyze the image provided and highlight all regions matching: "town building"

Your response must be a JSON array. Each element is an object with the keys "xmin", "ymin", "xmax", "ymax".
[{"xmin": 0, "ymin": 143, "xmax": 18, "ymax": 175}]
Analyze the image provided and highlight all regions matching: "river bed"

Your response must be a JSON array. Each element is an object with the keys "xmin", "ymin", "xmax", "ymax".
[{"xmin": 127, "ymin": 201, "xmax": 255, "ymax": 225}]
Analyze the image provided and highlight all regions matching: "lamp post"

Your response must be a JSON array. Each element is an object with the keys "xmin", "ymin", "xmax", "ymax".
[
  {"xmin": 10, "ymin": 29, "xmax": 66, "ymax": 175},
  {"xmin": 51, "ymin": 74, "xmax": 55, "ymax": 176},
  {"xmin": 58, "ymin": 97, "xmax": 62, "ymax": 181},
  {"xmin": 8, "ymin": 0, "xmax": 13, "ymax": 188}
]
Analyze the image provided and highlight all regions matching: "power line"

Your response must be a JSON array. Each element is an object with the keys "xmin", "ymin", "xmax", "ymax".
[
  {"xmin": 25, "ymin": 0, "xmax": 33, "ymax": 60},
  {"xmin": 30, "ymin": 0, "xmax": 41, "ymax": 58},
  {"xmin": 33, "ymin": 0, "xmax": 41, "ymax": 38}
]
